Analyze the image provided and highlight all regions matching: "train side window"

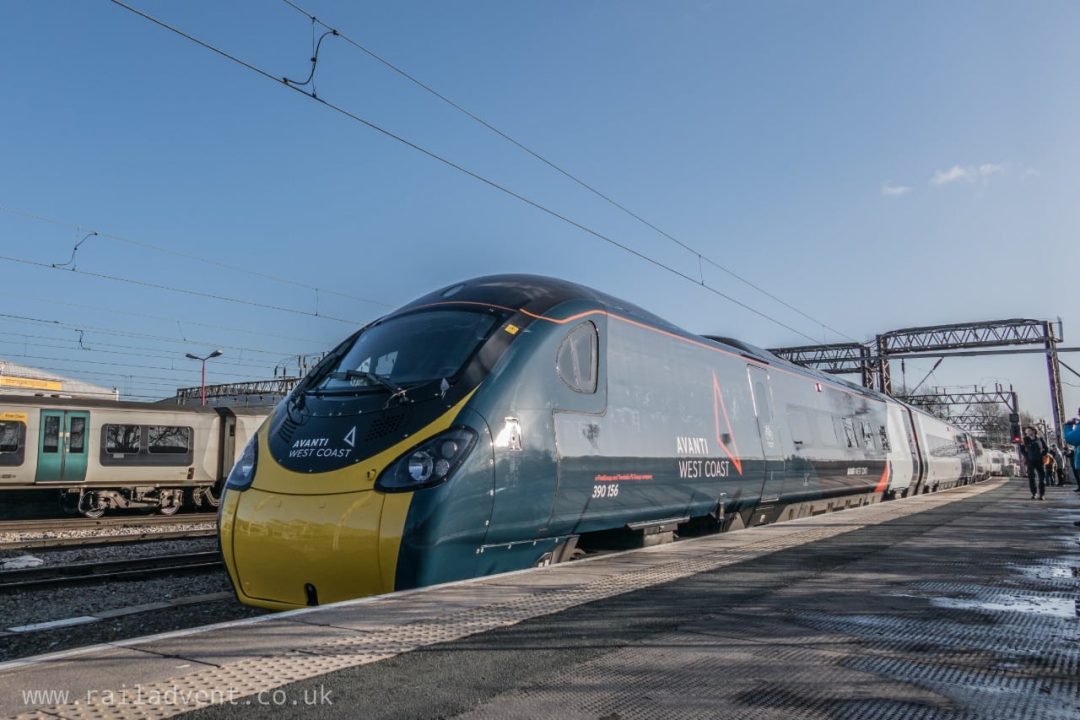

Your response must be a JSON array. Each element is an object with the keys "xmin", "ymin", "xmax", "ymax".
[
  {"xmin": 105, "ymin": 424, "xmax": 141, "ymax": 454},
  {"xmin": 841, "ymin": 417, "xmax": 857, "ymax": 448},
  {"xmin": 0, "ymin": 421, "xmax": 25, "ymax": 466},
  {"xmin": 557, "ymin": 322, "xmax": 598, "ymax": 394},
  {"xmin": 0, "ymin": 422, "xmax": 21, "ymax": 453},
  {"xmin": 879, "ymin": 425, "xmax": 891, "ymax": 452},
  {"xmin": 148, "ymin": 426, "xmax": 192, "ymax": 454},
  {"xmin": 861, "ymin": 421, "xmax": 875, "ymax": 450},
  {"xmin": 68, "ymin": 417, "xmax": 86, "ymax": 454},
  {"xmin": 43, "ymin": 416, "xmax": 60, "ymax": 453}
]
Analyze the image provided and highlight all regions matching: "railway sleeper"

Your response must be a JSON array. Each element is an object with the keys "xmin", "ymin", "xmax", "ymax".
[{"xmin": 59, "ymin": 486, "xmax": 204, "ymax": 518}]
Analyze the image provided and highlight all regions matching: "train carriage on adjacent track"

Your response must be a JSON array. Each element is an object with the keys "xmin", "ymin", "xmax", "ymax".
[{"xmin": 0, "ymin": 397, "xmax": 266, "ymax": 517}]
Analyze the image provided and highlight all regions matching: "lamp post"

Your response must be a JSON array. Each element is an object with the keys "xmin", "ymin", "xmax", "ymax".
[{"xmin": 185, "ymin": 350, "xmax": 223, "ymax": 406}]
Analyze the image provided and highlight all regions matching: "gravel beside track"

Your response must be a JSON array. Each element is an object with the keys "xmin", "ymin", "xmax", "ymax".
[
  {"xmin": 0, "ymin": 536, "xmax": 264, "ymax": 662},
  {"xmin": 0, "ymin": 516, "xmax": 216, "ymax": 551}
]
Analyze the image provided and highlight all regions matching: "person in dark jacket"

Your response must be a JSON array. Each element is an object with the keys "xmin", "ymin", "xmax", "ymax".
[
  {"xmin": 1021, "ymin": 426, "xmax": 1048, "ymax": 499},
  {"xmin": 1064, "ymin": 417, "xmax": 1080, "ymax": 492}
]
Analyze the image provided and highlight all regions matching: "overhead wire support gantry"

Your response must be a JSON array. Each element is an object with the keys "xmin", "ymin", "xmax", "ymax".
[{"xmin": 770, "ymin": 318, "xmax": 1068, "ymax": 445}]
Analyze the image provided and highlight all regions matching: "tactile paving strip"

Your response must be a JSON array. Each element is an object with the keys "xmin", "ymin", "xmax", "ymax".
[{"xmin": 10, "ymin": 481, "xmax": 1005, "ymax": 719}]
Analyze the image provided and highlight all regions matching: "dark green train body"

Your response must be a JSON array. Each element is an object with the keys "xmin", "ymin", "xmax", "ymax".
[{"xmin": 219, "ymin": 275, "xmax": 974, "ymax": 610}]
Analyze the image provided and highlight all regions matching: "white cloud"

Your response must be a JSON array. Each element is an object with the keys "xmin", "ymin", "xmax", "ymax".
[
  {"xmin": 1021, "ymin": 167, "xmax": 1040, "ymax": 180},
  {"xmin": 881, "ymin": 182, "xmax": 912, "ymax": 197},
  {"xmin": 931, "ymin": 162, "xmax": 1006, "ymax": 186},
  {"xmin": 932, "ymin": 165, "xmax": 975, "ymax": 185}
]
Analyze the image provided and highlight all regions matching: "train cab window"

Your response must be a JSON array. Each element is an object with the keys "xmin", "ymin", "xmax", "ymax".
[
  {"xmin": 43, "ymin": 416, "xmax": 60, "ymax": 453},
  {"xmin": 69, "ymin": 417, "xmax": 86, "ymax": 454},
  {"xmin": 373, "ymin": 351, "xmax": 398, "ymax": 376},
  {"xmin": 317, "ymin": 310, "xmax": 501, "ymax": 392},
  {"xmin": 557, "ymin": 322, "xmax": 598, "ymax": 394},
  {"xmin": 0, "ymin": 421, "xmax": 25, "ymax": 466},
  {"xmin": 105, "ymin": 425, "xmax": 141, "ymax": 454},
  {"xmin": 148, "ymin": 426, "xmax": 192, "ymax": 454}
]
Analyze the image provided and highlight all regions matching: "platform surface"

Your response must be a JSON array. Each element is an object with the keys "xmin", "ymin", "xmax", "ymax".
[{"xmin": 2, "ymin": 478, "xmax": 1077, "ymax": 719}]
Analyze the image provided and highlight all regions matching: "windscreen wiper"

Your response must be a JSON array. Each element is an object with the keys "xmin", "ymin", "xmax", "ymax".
[{"xmin": 328, "ymin": 369, "xmax": 405, "ymax": 396}]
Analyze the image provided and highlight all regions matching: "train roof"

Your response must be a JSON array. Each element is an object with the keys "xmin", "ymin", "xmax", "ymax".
[
  {"xmin": 0, "ymin": 394, "xmax": 270, "ymax": 415},
  {"xmin": 395, "ymin": 274, "xmax": 888, "ymax": 401},
  {"xmin": 394, "ymin": 274, "xmax": 670, "ymax": 326}
]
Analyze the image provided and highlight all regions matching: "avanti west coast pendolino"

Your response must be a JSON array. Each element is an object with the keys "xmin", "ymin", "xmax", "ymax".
[{"xmin": 219, "ymin": 275, "xmax": 983, "ymax": 610}]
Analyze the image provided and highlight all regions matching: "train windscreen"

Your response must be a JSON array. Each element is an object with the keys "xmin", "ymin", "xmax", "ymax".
[{"xmin": 316, "ymin": 310, "xmax": 500, "ymax": 393}]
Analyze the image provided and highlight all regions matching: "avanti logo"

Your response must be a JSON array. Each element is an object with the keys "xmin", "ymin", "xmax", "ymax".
[{"xmin": 343, "ymin": 426, "xmax": 356, "ymax": 448}]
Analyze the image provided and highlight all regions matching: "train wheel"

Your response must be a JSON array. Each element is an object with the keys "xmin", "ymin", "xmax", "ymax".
[
  {"xmin": 158, "ymin": 490, "xmax": 183, "ymax": 516},
  {"xmin": 200, "ymin": 486, "xmax": 221, "ymax": 511},
  {"xmin": 78, "ymin": 492, "xmax": 106, "ymax": 519}
]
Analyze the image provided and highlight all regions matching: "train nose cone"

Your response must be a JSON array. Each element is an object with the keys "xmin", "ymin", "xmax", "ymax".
[{"xmin": 223, "ymin": 487, "xmax": 396, "ymax": 608}]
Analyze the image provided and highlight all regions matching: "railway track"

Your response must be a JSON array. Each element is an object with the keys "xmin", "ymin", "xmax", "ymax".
[
  {"xmin": 0, "ymin": 551, "xmax": 224, "ymax": 592},
  {"xmin": 0, "ymin": 513, "xmax": 213, "ymax": 533}
]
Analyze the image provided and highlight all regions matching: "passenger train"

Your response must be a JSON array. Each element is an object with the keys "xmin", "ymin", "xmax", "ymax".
[
  {"xmin": 218, "ymin": 275, "xmax": 989, "ymax": 610},
  {"xmin": 0, "ymin": 397, "xmax": 265, "ymax": 517}
]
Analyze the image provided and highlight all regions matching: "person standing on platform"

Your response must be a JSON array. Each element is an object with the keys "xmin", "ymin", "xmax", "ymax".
[
  {"xmin": 1064, "ymin": 416, "xmax": 1080, "ymax": 492},
  {"xmin": 1021, "ymin": 426, "xmax": 1048, "ymax": 500}
]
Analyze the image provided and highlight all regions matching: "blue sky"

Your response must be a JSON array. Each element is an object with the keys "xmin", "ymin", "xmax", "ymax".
[{"xmin": 1, "ymin": 1, "xmax": 1077, "ymax": 423}]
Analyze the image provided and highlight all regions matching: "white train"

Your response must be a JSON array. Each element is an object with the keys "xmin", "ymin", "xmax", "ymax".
[{"xmin": 0, "ymin": 395, "xmax": 267, "ymax": 517}]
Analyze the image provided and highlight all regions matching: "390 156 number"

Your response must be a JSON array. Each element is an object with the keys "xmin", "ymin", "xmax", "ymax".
[{"xmin": 591, "ymin": 483, "xmax": 619, "ymax": 499}]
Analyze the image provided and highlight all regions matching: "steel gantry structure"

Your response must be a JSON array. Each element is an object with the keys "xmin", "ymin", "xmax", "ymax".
[
  {"xmin": 894, "ymin": 386, "xmax": 1020, "ymax": 444},
  {"xmin": 174, "ymin": 378, "xmax": 300, "ymax": 406},
  {"xmin": 770, "ymin": 319, "xmax": 1069, "ymax": 444}
]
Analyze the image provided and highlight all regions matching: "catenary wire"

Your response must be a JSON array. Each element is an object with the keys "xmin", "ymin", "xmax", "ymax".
[
  {"xmin": 0, "ymin": 204, "xmax": 392, "ymax": 310},
  {"xmin": 0, "ymin": 289, "xmax": 334, "ymax": 347},
  {"xmin": 0, "ymin": 332, "xmax": 280, "ymax": 372},
  {"xmin": 105, "ymin": 0, "xmax": 828, "ymax": 346},
  {"xmin": 0, "ymin": 253, "xmax": 360, "ymax": 325},
  {"xmin": 0, "ymin": 311, "xmax": 317, "ymax": 359},
  {"xmin": 279, "ymin": 0, "xmax": 859, "ymax": 344},
  {"xmin": 0, "ymin": 348, "xmax": 266, "ymax": 380}
]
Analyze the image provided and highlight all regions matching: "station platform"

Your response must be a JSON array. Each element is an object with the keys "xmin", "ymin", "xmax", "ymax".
[{"xmin": 2, "ymin": 477, "xmax": 1077, "ymax": 720}]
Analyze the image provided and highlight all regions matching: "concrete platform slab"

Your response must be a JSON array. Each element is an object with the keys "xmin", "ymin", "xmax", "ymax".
[
  {"xmin": 0, "ymin": 647, "xmax": 214, "ymax": 717},
  {"xmin": 5, "ymin": 478, "xmax": 1072, "ymax": 720}
]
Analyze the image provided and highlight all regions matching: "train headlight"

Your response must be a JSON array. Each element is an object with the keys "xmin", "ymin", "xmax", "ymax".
[
  {"xmin": 225, "ymin": 435, "xmax": 259, "ymax": 491},
  {"xmin": 377, "ymin": 428, "xmax": 477, "ymax": 493}
]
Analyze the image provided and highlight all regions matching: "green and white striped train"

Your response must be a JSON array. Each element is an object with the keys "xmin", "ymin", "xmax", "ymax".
[{"xmin": 0, "ymin": 397, "xmax": 266, "ymax": 517}]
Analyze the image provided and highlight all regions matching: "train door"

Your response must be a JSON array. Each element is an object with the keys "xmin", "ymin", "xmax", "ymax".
[
  {"xmin": 902, "ymin": 406, "xmax": 926, "ymax": 494},
  {"xmin": 548, "ymin": 317, "xmax": 608, "ymax": 534},
  {"xmin": 215, "ymin": 408, "xmax": 237, "ymax": 482},
  {"xmin": 35, "ymin": 410, "xmax": 90, "ymax": 483},
  {"xmin": 883, "ymin": 404, "xmax": 914, "ymax": 496},
  {"xmin": 747, "ymin": 366, "xmax": 784, "ymax": 503}
]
